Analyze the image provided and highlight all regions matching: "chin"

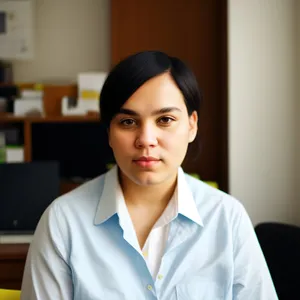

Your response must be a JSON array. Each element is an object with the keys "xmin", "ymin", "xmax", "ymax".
[
  {"xmin": 131, "ymin": 173, "xmax": 162, "ymax": 186},
  {"xmin": 131, "ymin": 169, "xmax": 178, "ymax": 187},
  {"xmin": 119, "ymin": 164, "xmax": 177, "ymax": 187}
]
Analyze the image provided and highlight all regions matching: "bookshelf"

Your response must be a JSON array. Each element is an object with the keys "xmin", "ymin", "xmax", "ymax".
[
  {"xmin": 0, "ymin": 82, "xmax": 101, "ymax": 195},
  {"xmin": 1, "ymin": 113, "xmax": 101, "ymax": 194},
  {"xmin": 0, "ymin": 114, "xmax": 100, "ymax": 123},
  {"xmin": 0, "ymin": 86, "xmax": 102, "ymax": 290}
]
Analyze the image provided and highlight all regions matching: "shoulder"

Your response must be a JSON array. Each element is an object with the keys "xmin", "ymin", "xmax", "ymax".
[
  {"xmin": 33, "ymin": 173, "xmax": 109, "ymax": 253},
  {"xmin": 184, "ymin": 173, "xmax": 249, "ymax": 225},
  {"xmin": 43, "ymin": 172, "xmax": 107, "ymax": 223}
]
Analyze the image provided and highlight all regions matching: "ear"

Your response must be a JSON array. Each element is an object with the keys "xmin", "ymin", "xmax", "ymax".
[{"xmin": 188, "ymin": 111, "xmax": 198, "ymax": 143}]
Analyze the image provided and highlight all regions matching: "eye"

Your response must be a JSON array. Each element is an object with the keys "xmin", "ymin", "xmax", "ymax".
[
  {"xmin": 120, "ymin": 118, "xmax": 136, "ymax": 127},
  {"xmin": 158, "ymin": 116, "xmax": 175, "ymax": 125}
]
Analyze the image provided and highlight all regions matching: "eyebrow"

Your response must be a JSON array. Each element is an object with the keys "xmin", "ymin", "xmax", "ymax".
[{"xmin": 117, "ymin": 107, "xmax": 182, "ymax": 116}]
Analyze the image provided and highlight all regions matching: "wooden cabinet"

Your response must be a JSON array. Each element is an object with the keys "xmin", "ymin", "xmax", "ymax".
[
  {"xmin": 0, "ymin": 244, "xmax": 29, "ymax": 290},
  {"xmin": 111, "ymin": 0, "xmax": 228, "ymax": 191}
]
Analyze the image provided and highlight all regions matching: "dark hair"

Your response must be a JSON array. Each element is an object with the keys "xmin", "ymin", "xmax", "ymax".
[{"xmin": 99, "ymin": 50, "xmax": 202, "ymax": 128}]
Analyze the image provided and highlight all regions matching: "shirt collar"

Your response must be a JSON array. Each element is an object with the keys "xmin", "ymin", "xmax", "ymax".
[
  {"xmin": 177, "ymin": 167, "xmax": 203, "ymax": 226},
  {"xmin": 94, "ymin": 165, "xmax": 120, "ymax": 225},
  {"xmin": 94, "ymin": 166, "xmax": 203, "ymax": 227}
]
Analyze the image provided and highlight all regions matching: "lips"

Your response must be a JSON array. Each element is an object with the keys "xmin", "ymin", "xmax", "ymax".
[
  {"xmin": 134, "ymin": 156, "xmax": 160, "ymax": 162},
  {"xmin": 133, "ymin": 156, "xmax": 161, "ymax": 167}
]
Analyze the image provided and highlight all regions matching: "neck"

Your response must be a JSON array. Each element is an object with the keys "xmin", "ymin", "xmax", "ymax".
[{"xmin": 119, "ymin": 171, "xmax": 177, "ymax": 209}]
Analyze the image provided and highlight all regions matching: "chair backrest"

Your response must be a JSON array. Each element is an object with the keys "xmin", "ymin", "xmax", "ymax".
[
  {"xmin": 255, "ymin": 222, "xmax": 300, "ymax": 300},
  {"xmin": 0, "ymin": 289, "xmax": 21, "ymax": 300}
]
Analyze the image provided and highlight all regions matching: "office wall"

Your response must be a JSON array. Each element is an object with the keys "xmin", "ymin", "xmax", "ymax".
[
  {"xmin": 228, "ymin": 0, "xmax": 298, "ymax": 225},
  {"xmin": 12, "ymin": 0, "xmax": 110, "ymax": 83}
]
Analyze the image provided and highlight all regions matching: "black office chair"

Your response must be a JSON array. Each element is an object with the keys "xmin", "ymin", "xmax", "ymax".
[{"xmin": 255, "ymin": 222, "xmax": 300, "ymax": 300}]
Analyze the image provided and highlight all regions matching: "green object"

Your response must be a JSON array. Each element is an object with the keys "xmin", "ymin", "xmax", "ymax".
[
  {"xmin": 188, "ymin": 172, "xmax": 219, "ymax": 189},
  {"xmin": 0, "ymin": 133, "xmax": 6, "ymax": 163},
  {"xmin": 205, "ymin": 181, "xmax": 219, "ymax": 189},
  {"xmin": 106, "ymin": 163, "xmax": 115, "ymax": 170},
  {"xmin": 189, "ymin": 173, "xmax": 200, "ymax": 180},
  {"xmin": 6, "ymin": 144, "xmax": 24, "ymax": 149}
]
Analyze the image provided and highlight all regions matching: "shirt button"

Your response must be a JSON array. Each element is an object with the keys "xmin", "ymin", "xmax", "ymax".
[
  {"xmin": 147, "ymin": 284, "xmax": 153, "ymax": 291},
  {"xmin": 158, "ymin": 274, "xmax": 164, "ymax": 280}
]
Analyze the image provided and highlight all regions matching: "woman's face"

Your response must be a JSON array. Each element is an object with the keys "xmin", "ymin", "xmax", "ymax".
[{"xmin": 109, "ymin": 73, "xmax": 198, "ymax": 187}]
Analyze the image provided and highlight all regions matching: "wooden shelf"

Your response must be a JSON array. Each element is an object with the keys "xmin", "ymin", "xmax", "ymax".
[
  {"xmin": 0, "ymin": 113, "xmax": 100, "ymax": 123},
  {"xmin": 0, "ymin": 244, "xmax": 29, "ymax": 260},
  {"xmin": 0, "ymin": 244, "xmax": 29, "ymax": 290},
  {"xmin": 0, "ymin": 112, "xmax": 100, "ymax": 162}
]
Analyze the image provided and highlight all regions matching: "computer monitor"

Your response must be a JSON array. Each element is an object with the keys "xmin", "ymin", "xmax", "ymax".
[{"xmin": 0, "ymin": 161, "xmax": 60, "ymax": 234}]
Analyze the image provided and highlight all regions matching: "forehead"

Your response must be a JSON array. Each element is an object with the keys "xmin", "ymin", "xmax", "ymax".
[{"xmin": 122, "ymin": 73, "xmax": 186, "ymax": 111}]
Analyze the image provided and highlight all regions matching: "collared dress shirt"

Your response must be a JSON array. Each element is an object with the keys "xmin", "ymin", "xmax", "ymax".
[
  {"xmin": 21, "ymin": 166, "xmax": 278, "ymax": 300},
  {"xmin": 141, "ymin": 189, "xmax": 176, "ymax": 279}
]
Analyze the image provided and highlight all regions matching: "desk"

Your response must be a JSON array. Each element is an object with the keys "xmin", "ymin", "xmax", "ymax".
[{"xmin": 0, "ymin": 244, "xmax": 29, "ymax": 289}]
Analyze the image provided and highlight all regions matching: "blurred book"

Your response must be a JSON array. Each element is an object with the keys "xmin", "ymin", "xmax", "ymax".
[{"xmin": 6, "ymin": 145, "xmax": 24, "ymax": 163}]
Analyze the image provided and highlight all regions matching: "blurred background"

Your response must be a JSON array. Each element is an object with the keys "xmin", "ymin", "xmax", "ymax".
[
  {"xmin": 0, "ymin": 0, "xmax": 299, "ymax": 295},
  {"xmin": 4, "ymin": 0, "xmax": 297, "ymax": 226}
]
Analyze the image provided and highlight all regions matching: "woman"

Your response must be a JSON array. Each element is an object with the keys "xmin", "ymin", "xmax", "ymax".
[{"xmin": 21, "ymin": 51, "xmax": 278, "ymax": 299}]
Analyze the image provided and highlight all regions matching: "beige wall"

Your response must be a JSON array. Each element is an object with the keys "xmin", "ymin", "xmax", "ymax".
[
  {"xmin": 12, "ymin": 0, "xmax": 110, "ymax": 83},
  {"xmin": 228, "ymin": 0, "xmax": 298, "ymax": 225}
]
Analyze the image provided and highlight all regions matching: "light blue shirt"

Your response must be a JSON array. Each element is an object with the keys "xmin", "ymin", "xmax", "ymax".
[{"xmin": 21, "ymin": 166, "xmax": 278, "ymax": 300}]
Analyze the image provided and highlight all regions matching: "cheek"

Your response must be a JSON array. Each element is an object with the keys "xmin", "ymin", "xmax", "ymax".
[
  {"xmin": 160, "ymin": 127, "xmax": 190, "ymax": 152},
  {"xmin": 109, "ymin": 131, "xmax": 134, "ymax": 152}
]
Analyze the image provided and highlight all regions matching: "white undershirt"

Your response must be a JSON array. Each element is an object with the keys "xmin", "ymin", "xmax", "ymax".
[
  {"xmin": 141, "ymin": 189, "xmax": 178, "ymax": 279},
  {"xmin": 117, "ymin": 167, "xmax": 201, "ymax": 280}
]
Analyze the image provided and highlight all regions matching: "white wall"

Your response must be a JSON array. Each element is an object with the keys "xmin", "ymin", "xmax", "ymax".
[
  {"xmin": 229, "ymin": 0, "xmax": 298, "ymax": 225},
  {"xmin": 12, "ymin": 0, "xmax": 110, "ymax": 83}
]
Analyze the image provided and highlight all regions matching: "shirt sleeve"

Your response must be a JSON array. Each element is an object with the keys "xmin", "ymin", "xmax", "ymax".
[
  {"xmin": 232, "ymin": 202, "xmax": 278, "ymax": 300},
  {"xmin": 20, "ymin": 202, "xmax": 73, "ymax": 300}
]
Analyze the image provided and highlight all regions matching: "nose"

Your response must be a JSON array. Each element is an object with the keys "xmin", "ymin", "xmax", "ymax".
[{"xmin": 135, "ymin": 123, "xmax": 158, "ymax": 149}]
